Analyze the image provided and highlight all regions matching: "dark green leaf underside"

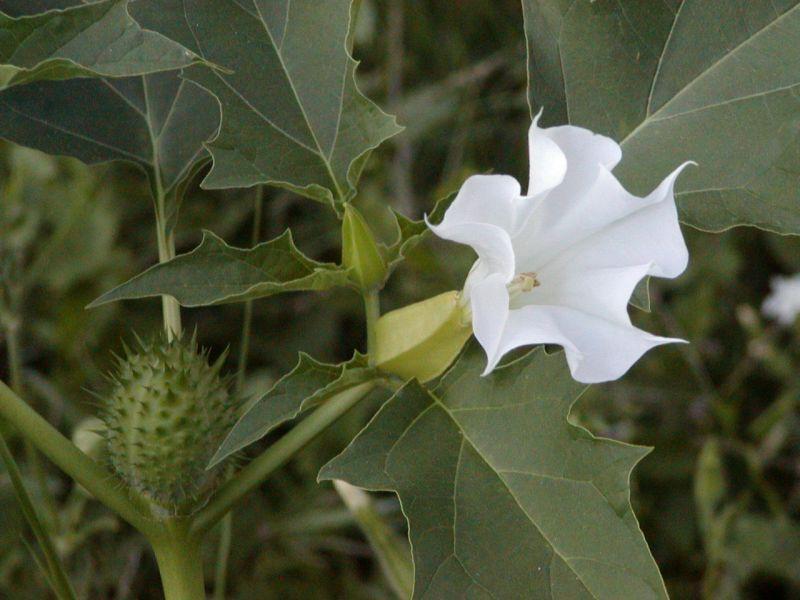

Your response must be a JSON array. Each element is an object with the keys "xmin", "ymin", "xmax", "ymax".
[
  {"xmin": 0, "ymin": 0, "xmax": 194, "ymax": 88},
  {"xmin": 89, "ymin": 230, "xmax": 351, "ymax": 308}
]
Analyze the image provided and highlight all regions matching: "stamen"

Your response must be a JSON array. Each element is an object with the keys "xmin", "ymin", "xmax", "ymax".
[
  {"xmin": 507, "ymin": 272, "xmax": 540, "ymax": 297},
  {"xmin": 458, "ymin": 272, "xmax": 540, "ymax": 326}
]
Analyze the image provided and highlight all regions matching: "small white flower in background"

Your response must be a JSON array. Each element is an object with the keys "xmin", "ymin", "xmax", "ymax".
[
  {"xmin": 428, "ymin": 113, "xmax": 693, "ymax": 383},
  {"xmin": 762, "ymin": 273, "xmax": 800, "ymax": 326}
]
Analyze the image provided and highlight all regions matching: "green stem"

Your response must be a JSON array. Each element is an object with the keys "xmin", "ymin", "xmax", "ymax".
[
  {"xmin": 0, "ymin": 435, "xmax": 77, "ymax": 600},
  {"xmin": 235, "ymin": 186, "xmax": 264, "ymax": 392},
  {"xmin": 0, "ymin": 380, "xmax": 156, "ymax": 536},
  {"xmin": 212, "ymin": 513, "xmax": 233, "ymax": 600},
  {"xmin": 192, "ymin": 381, "xmax": 376, "ymax": 536},
  {"xmin": 155, "ymin": 203, "xmax": 182, "ymax": 340},
  {"xmin": 364, "ymin": 290, "xmax": 380, "ymax": 366},
  {"xmin": 213, "ymin": 187, "xmax": 264, "ymax": 600},
  {"xmin": 333, "ymin": 480, "xmax": 413, "ymax": 599},
  {"xmin": 150, "ymin": 519, "xmax": 205, "ymax": 600}
]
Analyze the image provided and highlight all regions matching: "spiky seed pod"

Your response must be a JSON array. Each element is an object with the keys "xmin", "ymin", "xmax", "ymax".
[{"xmin": 99, "ymin": 333, "xmax": 240, "ymax": 515}]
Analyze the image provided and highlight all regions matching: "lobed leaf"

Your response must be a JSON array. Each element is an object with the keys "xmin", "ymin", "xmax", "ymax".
[
  {"xmin": 88, "ymin": 230, "xmax": 352, "ymax": 308},
  {"xmin": 129, "ymin": 0, "xmax": 402, "ymax": 208},
  {"xmin": 322, "ymin": 346, "xmax": 667, "ymax": 599},
  {"xmin": 523, "ymin": 0, "xmax": 800, "ymax": 235},
  {"xmin": 0, "ymin": 0, "xmax": 195, "ymax": 88},
  {"xmin": 211, "ymin": 353, "xmax": 379, "ymax": 466},
  {"xmin": 382, "ymin": 192, "xmax": 455, "ymax": 272},
  {"xmin": 0, "ymin": 1, "xmax": 218, "ymax": 218}
]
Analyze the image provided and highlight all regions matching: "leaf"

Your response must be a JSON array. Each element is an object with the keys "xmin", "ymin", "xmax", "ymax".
[
  {"xmin": 88, "ymin": 229, "xmax": 352, "ymax": 308},
  {"xmin": 321, "ymin": 346, "xmax": 667, "ymax": 599},
  {"xmin": 129, "ymin": 0, "xmax": 402, "ymax": 207},
  {"xmin": 211, "ymin": 353, "xmax": 378, "ymax": 466},
  {"xmin": 523, "ymin": 0, "xmax": 800, "ymax": 235},
  {"xmin": 0, "ymin": 1, "xmax": 218, "ymax": 215},
  {"xmin": 0, "ymin": 0, "xmax": 195, "ymax": 88},
  {"xmin": 383, "ymin": 192, "xmax": 455, "ymax": 272},
  {"xmin": 0, "ymin": 71, "xmax": 219, "ymax": 215}
]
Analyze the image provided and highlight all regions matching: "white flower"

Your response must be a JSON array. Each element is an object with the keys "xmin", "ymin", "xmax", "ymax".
[
  {"xmin": 429, "ymin": 113, "xmax": 692, "ymax": 383},
  {"xmin": 762, "ymin": 273, "xmax": 800, "ymax": 326}
]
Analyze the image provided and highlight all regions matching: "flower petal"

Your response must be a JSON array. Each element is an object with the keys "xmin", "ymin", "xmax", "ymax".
[
  {"xmin": 468, "ymin": 273, "xmax": 510, "ymax": 374},
  {"xmin": 428, "ymin": 174, "xmax": 522, "ymax": 281},
  {"xmin": 517, "ymin": 162, "xmax": 691, "ymax": 279},
  {"xmin": 488, "ymin": 304, "xmax": 683, "ymax": 383},
  {"xmin": 434, "ymin": 174, "xmax": 520, "ymax": 232},
  {"xmin": 527, "ymin": 112, "xmax": 567, "ymax": 197},
  {"xmin": 430, "ymin": 222, "xmax": 516, "ymax": 282},
  {"xmin": 522, "ymin": 263, "xmax": 653, "ymax": 327}
]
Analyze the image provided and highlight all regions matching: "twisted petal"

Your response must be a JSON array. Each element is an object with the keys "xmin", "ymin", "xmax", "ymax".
[
  {"xmin": 523, "ymin": 263, "xmax": 653, "ymax": 327},
  {"xmin": 481, "ymin": 303, "xmax": 682, "ymax": 383},
  {"xmin": 527, "ymin": 112, "xmax": 567, "ymax": 197},
  {"xmin": 428, "ymin": 174, "xmax": 521, "ymax": 281},
  {"xmin": 518, "ymin": 162, "xmax": 691, "ymax": 279},
  {"xmin": 469, "ymin": 273, "xmax": 510, "ymax": 372}
]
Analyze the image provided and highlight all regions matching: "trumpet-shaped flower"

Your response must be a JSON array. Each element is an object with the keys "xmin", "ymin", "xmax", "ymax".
[{"xmin": 429, "ymin": 114, "xmax": 692, "ymax": 383}]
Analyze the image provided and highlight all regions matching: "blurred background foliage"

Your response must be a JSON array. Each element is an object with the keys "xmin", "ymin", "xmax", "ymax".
[{"xmin": 0, "ymin": 0, "xmax": 798, "ymax": 598}]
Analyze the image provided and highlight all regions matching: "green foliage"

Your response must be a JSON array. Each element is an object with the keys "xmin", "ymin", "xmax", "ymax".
[
  {"xmin": 212, "ymin": 353, "xmax": 378, "ymax": 466},
  {"xmin": 0, "ymin": 1, "xmax": 799, "ymax": 597},
  {"xmin": 342, "ymin": 203, "xmax": 388, "ymax": 290},
  {"xmin": 129, "ymin": 0, "xmax": 402, "ymax": 208},
  {"xmin": 100, "ymin": 334, "xmax": 239, "ymax": 513},
  {"xmin": 0, "ymin": 71, "xmax": 219, "ymax": 220},
  {"xmin": 523, "ymin": 0, "xmax": 800, "ymax": 234},
  {"xmin": 323, "ymin": 346, "xmax": 667, "ymax": 599},
  {"xmin": 0, "ymin": 0, "xmax": 195, "ymax": 88},
  {"xmin": 89, "ymin": 230, "xmax": 352, "ymax": 308}
]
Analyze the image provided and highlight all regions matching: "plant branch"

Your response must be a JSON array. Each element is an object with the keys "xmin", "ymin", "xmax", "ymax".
[
  {"xmin": 192, "ymin": 381, "xmax": 376, "ymax": 535},
  {"xmin": 235, "ymin": 186, "xmax": 264, "ymax": 392},
  {"xmin": 364, "ymin": 290, "xmax": 380, "ymax": 366},
  {"xmin": 150, "ymin": 518, "xmax": 205, "ymax": 600},
  {"xmin": 0, "ymin": 380, "xmax": 156, "ymax": 536}
]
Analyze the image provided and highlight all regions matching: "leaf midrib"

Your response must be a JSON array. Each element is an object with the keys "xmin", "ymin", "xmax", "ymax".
[
  {"xmin": 387, "ymin": 388, "xmax": 661, "ymax": 599},
  {"xmin": 250, "ymin": 0, "xmax": 346, "ymax": 198},
  {"xmin": 621, "ymin": 3, "xmax": 800, "ymax": 146}
]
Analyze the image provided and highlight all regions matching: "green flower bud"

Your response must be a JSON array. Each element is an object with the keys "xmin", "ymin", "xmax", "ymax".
[
  {"xmin": 374, "ymin": 291, "xmax": 472, "ymax": 383},
  {"xmin": 342, "ymin": 203, "xmax": 387, "ymax": 290},
  {"xmin": 99, "ymin": 333, "xmax": 240, "ymax": 514}
]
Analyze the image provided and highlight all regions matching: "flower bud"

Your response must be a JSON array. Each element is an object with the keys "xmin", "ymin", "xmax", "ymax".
[
  {"xmin": 99, "ymin": 334, "xmax": 240, "ymax": 514},
  {"xmin": 72, "ymin": 417, "xmax": 107, "ymax": 499},
  {"xmin": 342, "ymin": 203, "xmax": 387, "ymax": 290},
  {"xmin": 72, "ymin": 417, "xmax": 106, "ymax": 461},
  {"xmin": 374, "ymin": 291, "xmax": 472, "ymax": 382}
]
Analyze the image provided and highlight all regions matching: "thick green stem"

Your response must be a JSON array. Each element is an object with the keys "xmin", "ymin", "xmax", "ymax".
[
  {"xmin": 192, "ymin": 381, "xmax": 376, "ymax": 535},
  {"xmin": 0, "ymin": 380, "xmax": 156, "ymax": 536},
  {"xmin": 155, "ymin": 207, "xmax": 182, "ymax": 340},
  {"xmin": 333, "ymin": 480, "xmax": 413, "ymax": 599},
  {"xmin": 364, "ymin": 290, "xmax": 380, "ymax": 366},
  {"xmin": 212, "ymin": 513, "xmax": 233, "ymax": 600},
  {"xmin": 151, "ymin": 520, "xmax": 205, "ymax": 600}
]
